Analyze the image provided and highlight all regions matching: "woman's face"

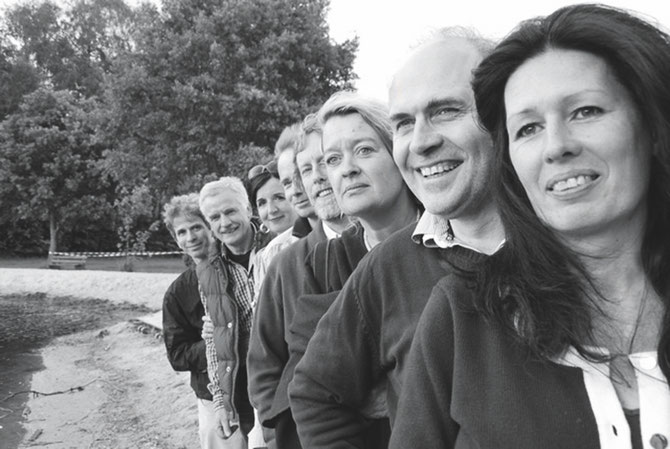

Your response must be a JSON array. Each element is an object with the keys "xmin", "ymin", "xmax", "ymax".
[
  {"xmin": 256, "ymin": 177, "xmax": 296, "ymax": 234},
  {"xmin": 322, "ymin": 113, "xmax": 407, "ymax": 220},
  {"xmin": 504, "ymin": 49, "xmax": 652, "ymax": 240}
]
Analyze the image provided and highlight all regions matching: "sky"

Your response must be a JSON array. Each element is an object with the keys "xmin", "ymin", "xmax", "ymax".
[
  {"xmin": 2, "ymin": 0, "xmax": 669, "ymax": 102},
  {"xmin": 326, "ymin": 0, "xmax": 670, "ymax": 101}
]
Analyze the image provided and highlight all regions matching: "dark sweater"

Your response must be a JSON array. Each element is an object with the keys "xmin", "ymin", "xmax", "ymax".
[
  {"xmin": 247, "ymin": 223, "xmax": 327, "ymax": 427},
  {"xmin": 288, "ymin": 222, "xmax": 368, "ymax": 360},
  {"xmin": 162, "ymin": 267, "xmax": 211, "ymax": 400},
  {"xmin": 289, "ymin": 224, "xmax": 486, "ymax": 449},
  {"xmin": 389, "ymin": 273, "xmax": 600, "ymax": 449}
]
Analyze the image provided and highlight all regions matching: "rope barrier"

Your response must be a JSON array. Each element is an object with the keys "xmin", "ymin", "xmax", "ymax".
[{"xmin": 48, "ymin": 250, "xmax": 183, "ymax": 258}]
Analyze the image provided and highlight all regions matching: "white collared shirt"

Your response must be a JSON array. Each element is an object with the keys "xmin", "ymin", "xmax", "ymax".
[
  {"xmin": 558, "ymin": 347, "xmax": 670, "ymax": 449},
  {"xmin": 411, "ymin": 211, "xmax": 505, "ymax": 253}
]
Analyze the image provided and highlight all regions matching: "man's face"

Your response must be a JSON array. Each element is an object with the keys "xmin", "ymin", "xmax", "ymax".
[
  {"xmin": 172, "ymin": 215, "xmax": 212, "ymax": 262},
  {"xmin": 200, "ymin": 191, "xmax": 253, "ymax": 252},
  {"xmin": 389, "ymin": 39, "xmax": 494, "ymax": 220},
  {"xmin": 277, "ymin": 148, "xmax": 315, "ymax": 219},
  {"xmin": 295, "ymin": 132, "xmax": 342, "ymax": 221}
]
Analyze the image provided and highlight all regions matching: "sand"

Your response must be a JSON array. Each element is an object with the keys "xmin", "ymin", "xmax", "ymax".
[{"xmin": 0, "ymin": 268, "xmax": 205, "ymax": 449}]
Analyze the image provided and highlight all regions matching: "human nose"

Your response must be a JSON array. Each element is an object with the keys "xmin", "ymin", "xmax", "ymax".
[
  {"xmin": 543, "ymin": 121, "xmax": 581, "ymax": 163},
  {"xmin": 408, "ymin": 117, "xmax": 443, "ymax": 155},
  {"xmin": 340, "ymin": 153, "xmax": 360, "ymax": 178}
]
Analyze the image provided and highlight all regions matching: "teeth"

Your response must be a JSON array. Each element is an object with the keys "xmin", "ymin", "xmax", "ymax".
[
  {"xmin": 316, "ymin": 188, "xmax": 333, "ymax": 198},
  {"xmin": 419, "ymin": 162, "xmax": 461, "ymax": 177},
  {"xmin": 551, "ymin": 175, "xmax": 594, "ymax": 192}
]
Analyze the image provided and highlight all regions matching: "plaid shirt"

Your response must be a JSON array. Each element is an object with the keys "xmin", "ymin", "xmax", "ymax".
[{"xmin": 199, "ymin": 248, "xmax": 258, "ymax": 412}]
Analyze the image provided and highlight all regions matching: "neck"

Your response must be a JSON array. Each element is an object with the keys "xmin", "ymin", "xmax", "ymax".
[
  {"xmin": 360, "ymin": 192, "xmax": 418, "ymax": 248},
  {"xmin": 225, "ymin": 226, "xmax": 254, "ymax": 255},
  {"xmin": 307, "ymin": 215, "xmax": 320, "ymax": 231},
  {"xmin": 449, "ymin": 201, "xmax": 504, "ymax": 255},
  {"xmin": 193, "ymin": 256, "xmax": 207, "ymax": 265},
  {"xmin": 324, "ymin": 215, "xmax": 350, "ymax": 235}
]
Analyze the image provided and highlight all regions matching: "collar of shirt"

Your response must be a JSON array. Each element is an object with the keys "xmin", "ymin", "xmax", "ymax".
[
  {"xmin": 322, "ymin": 221, "xmax": 341, "ymax": 240},
  {"xmin": 411, "ymin": 211, "xmax": 505, "ymax": 254},
  {"xmin": 219, "ymin": 221, "xmax": 261, "ymax": 261}
]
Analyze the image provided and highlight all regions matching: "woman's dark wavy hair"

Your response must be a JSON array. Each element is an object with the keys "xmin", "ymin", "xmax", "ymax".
[{"xmin": 471, "ymin": 3, "xmax": 670, "ymax": 377}]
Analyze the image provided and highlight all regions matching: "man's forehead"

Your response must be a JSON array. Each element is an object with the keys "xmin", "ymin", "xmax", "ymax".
[
  {"xmin": 296, "ymin": 133, "xmax": 322, "ymax": 164},
  {"xmin": 174, "ymin": 215, "xmax": 206, "ymax": 229},
  {"xmin": 389, "ymin": 39, "xmax": 481, "ymax": 111}
]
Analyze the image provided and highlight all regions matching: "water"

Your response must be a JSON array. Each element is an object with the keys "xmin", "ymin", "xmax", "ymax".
[
  {"xmin": 0, "ymin": 294, "xmax": 151, "ymax": 449},
  {"xmin": 0, "ymin": 345, "xmax": 43, "ymax": 449}
]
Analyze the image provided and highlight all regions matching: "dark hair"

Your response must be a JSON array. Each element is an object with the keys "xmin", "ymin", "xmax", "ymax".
[
  {"xmin": 472, "ymin": 4, "xmax": 670, "ymax": 376},
  {"xmin": 246, "ymin": 161, "xmax": 280, "ymax": 208}
]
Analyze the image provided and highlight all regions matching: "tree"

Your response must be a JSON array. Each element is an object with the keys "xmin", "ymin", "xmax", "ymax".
[
  {"xmin": 114, "ymin": 184, "xmax": 160, "ymax": 271},
  {"xmin": 100, "ymin": 0, "xmax": 358, "ymax": 203},
  {"xmin": 4, "ymin": 0, "xmax": 136, "ymax": 97},
  {"xmin": 0, "ymin": 88, "xmax": 112, "ymax": 253}
]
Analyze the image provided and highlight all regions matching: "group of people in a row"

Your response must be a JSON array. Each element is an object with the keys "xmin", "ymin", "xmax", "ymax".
[{"xmin": 160, "ymin": 4, "xmax": 670, "ymax": 449}]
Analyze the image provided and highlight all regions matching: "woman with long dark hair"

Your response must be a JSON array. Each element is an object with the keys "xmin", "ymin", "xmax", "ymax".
[{"xmin": 389, "ymin": 5, "xmax": 670, "ymax": 448}]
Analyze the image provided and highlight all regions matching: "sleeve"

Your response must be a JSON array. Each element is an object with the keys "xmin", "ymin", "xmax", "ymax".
[
  {"xmin": 197, "ymin": 284, "xmax": 227, "ymax": 412},
  {"xmin": 388, "ymin": 281, "xmax": 459, "ymax": 448},
  {"xmin": 162, "ymin": 281, "xmax": 208, "ymax": 373},
  {"xmin": 288, "ymin": 274, "xmax": 381, "ymax": 449},
  {"xmin": 247, "ymin": 261, "xmax": 288, "ymax": 423}
]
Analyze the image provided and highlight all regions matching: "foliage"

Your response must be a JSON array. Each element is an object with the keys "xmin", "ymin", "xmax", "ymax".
[
  {"xmin": 0, "ymin": 88, "xmax": 113, "ymax": 253},
  {"xmin": 114, "ymin": 184, "xmax": 161, "ymax": 271},
  {"xmin": 0, "ymin": 0, "xmax": 358, "ymax": 255},
  {"xmin": 4, "ymin": 0, "xmax": 135, "ymax": 97},
  {"xmin": 100, "ymin": 0, "xmax": 358, "ymax": 203}
]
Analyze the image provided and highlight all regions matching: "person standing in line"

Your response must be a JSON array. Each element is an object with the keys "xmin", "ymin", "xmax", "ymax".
[
  {"xmin": 287, "ymin": 91, "xmax": 422, "ymax": 447},
  {"xmin": 162, "ymin": 193, "xmax": 221, "ymax": 448},
  {"xmin": 390, "ymin": 5, "xmax": 670, "ymax": 448},
  {"xmin": 197, "ymin": 177, "xmax": 274, "ymax": 447},
  {"xmin": 289, "ymin": 29, "xmax": 505, "ymax": 449},
  {"xmin": 253, "ymin": 123, "xmax": 317, "ymax": 289},
  {"xmin": 247, "ymin": 113, "xmax": 350, "ymax": 449}
]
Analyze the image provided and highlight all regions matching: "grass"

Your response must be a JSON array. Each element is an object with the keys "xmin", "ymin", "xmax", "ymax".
[{"xmin": 0, "ymin": 255, "xmax": 187, "ymax": 273}]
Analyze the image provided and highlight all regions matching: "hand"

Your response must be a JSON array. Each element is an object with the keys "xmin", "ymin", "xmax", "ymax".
[
  {"xmin": 202, "ymin": 315, "xmax": 213, "ymax": 340},
  {"xmin": 214, "ymin": 408, "xmax": 238, "ymax": 439}
]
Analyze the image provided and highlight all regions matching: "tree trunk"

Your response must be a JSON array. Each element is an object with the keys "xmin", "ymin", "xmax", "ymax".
[{"xmin": 49, "ymin": 211, "xmax": 58, "ymax": 254}]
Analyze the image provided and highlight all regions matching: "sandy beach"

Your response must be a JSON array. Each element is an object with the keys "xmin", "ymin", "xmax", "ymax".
[{"xmin": 0, "ymin": 268, "xmax": 206, "ymax": 449}]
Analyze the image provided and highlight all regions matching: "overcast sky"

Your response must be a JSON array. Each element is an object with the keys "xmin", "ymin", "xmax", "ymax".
[
  {"xmin": 2, "ymin": 0, "xmax": 669, "ymax": 102},
  {"xmin": 327, "ymin": 0, "xmax": 670, "ymax": 101}
]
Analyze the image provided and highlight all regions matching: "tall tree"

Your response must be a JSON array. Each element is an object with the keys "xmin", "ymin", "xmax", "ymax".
[
  {"xmin": 0, "ymin": 88, "xmax": 112, "ymax": 253},
  {"xmin": 4, "ymin": 0, "xmax": 135, "ymax": 97},
  {"xmin": 100, "ymin": 0, "xmax": 357, "ymax": 202}
]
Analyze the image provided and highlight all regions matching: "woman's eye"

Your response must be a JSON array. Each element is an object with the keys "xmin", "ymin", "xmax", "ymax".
[
  {"xmin": 573, "ymin": 106, "xmax": 603, "ymax": 119},
  {"xmin": 357, "ymin": 146, "xmax": 374, "ymax": 156},
  {"xmin": 325, "ymin": 155, "xmax": 341, "ymax": 166},
  {"xmin": 515, "ymin": 123, "xmax": 539, "ymax": 139}
]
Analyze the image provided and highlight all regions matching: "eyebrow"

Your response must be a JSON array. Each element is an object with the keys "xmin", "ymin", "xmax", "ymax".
[
  {"xmin": 507, "ymin": 89, "xmax": 608, "ymax": 124},
  {"xmin": 389, "ymin": 97, "xmax": 467, "ymax": 122},
  {"xmin": 323, "ymin": 136, "xmax": 376, "ymax": 153}
]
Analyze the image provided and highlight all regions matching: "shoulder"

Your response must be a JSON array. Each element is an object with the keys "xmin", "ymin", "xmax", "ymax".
[{"xmin": 167, "ymin": 267, "xmax": 198, "ymax": 291}]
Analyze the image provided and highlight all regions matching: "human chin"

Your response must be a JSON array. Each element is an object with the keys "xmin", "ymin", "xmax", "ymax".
[{"xmin": 315, "ymin": 196, "xmax": 342, "ymax": 221}]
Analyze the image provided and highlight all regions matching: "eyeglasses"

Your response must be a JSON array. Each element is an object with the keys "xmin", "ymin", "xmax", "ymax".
[{"xmin": 248, "ymin": 160, "xmax": 278, "ymax": 180}]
